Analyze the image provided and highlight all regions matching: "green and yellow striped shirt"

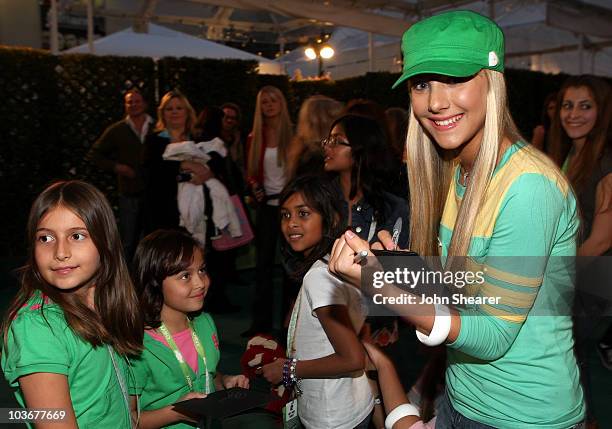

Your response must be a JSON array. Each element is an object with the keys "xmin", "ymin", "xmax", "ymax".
[{"xmin": 440, "ymin": 142, "xmax": 585, "ymax": 428}]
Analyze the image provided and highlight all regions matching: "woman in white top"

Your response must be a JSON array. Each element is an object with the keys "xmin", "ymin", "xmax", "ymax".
[{"xmin": 243, "ymin": 86, "xmax": 294, "ymax": 336}]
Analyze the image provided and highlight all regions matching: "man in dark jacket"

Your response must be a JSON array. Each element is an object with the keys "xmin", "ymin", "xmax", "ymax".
[{"xmin": 86, "ymin": 89, "xmax": 153, "ymax": 259}]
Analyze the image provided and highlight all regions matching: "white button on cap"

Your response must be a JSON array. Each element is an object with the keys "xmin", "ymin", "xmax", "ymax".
[
  {"xmin": 355, "ymin": 226, "xmax": 362, "ymax": 233},
  {"xmin": 488, "ymin": 51, "xmax": 498, "ymax": 67}
]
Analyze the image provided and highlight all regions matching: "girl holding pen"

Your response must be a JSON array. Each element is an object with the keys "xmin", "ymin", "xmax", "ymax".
[{"xmin": 329, "ymin": 10, "xmax": 585, "ymax": 429}]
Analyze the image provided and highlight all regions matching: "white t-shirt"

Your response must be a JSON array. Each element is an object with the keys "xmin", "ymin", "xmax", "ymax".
[
  {"xmin": 292, "ymin": 259, "xmax": 374, "ymax": 429},
  {"xmin": 263, "ymin": 146, "xmax": 285, "ymax": 206}
]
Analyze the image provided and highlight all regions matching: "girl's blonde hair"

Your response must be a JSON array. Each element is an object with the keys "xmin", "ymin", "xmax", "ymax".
[
  {"xmin": 247, "ymin": 86, "xmax": 293, "ymax": 179},
  {"xmin": 155, "ymin": 90, "xmax": 197, "ymax": 136},
  {"xmin": 295, "ymin": 95, "xmax": 344, "ymax": 151},
  {"xmin": 406, "ymin": 70, "xmax": 522, "ymax": 265}
]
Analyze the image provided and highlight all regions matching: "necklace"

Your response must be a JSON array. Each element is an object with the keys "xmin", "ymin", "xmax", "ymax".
[{"xmin": 460, "ymin": 166, "xmax": 470, "ymax": 186}]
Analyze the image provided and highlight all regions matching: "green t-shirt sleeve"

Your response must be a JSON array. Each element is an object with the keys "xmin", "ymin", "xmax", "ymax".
[
  {"xmin": 2, "ymin": 310, "xmax": 70, "ymax": 385},
  {"xmin": 203, "ymin": 313, "xmax": 218, "ymax": 336},
  {"xmin": 127, "ymin": 353, "xmax": 150, "ymax": 395},
  {"xmin": 449, "ymin": 173, "xmax": 578, "ymax": 360}
]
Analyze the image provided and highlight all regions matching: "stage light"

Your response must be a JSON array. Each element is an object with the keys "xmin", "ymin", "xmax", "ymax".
[
  {"xmin": 320, "ymin": 46, "xmax": 334, "ymax": 59},
  {"xmin": 305, "ymin": 47, "xmax": 317, "ymax": 60}
]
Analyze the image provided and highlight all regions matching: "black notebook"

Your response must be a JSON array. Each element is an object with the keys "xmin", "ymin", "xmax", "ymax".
[{"xmin": 173, "ymin": 388, "xmax": 272, "ymax": 420}]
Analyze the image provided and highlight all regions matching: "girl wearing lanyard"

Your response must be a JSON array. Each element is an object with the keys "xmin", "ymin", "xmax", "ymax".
[
  {"xmin": 1, "ymin": 180, "xmax": 142, "ymax": 428},
  {"xmin": 261, "ymin": 175, "xmax": 374, "ymax": 429},
  {"xmin": 130, "ymin": 230, "xmax": 248, "ymax": 429},
  {"xmin": 329, "ymin": 11, "xmax": 585, "ymax": 429}
]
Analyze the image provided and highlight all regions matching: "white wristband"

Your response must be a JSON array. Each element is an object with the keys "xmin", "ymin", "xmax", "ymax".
[
  {"xmin": 415, "ymin": 303, "xmax": 451, "ymax": 346},
  {"xmin": 385, "ymin": 403, "xmax": 420, "ymax": 429}
]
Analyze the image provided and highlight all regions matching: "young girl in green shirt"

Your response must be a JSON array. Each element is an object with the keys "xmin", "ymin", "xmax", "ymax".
[
  {"xmin": 2, "ymin": 180, "xmax": 143, "ymax": 428},
  {"xmin": 130, "ymin": 229, "xmax": 248, "ymax": 429}
]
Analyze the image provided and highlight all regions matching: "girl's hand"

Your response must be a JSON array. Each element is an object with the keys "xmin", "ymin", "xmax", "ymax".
[
  {"xmin": 261, "ymin": 357, "xmax": 285, "ymax": 384},
  {"xmin": 362, "ymin": 341, "xmax": 392, "ymax": 371},
  {"xmin": 329, "ymin": 230, "xmax": 373, "ymax": 287},
  {"xmin": 174, "ymin": 392, "xmax": 207, "ymax": 423},
  {"xmin": 222, "ymin": 374, "xmax": 250, "ymax": 389},
  {"xmin": 177, "ymin": 391, "xmax": 207, "ymax": 402}
]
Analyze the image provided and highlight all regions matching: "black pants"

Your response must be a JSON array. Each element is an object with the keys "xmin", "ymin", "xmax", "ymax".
[
  {"xmin": 205, "ymin": 247, "xmax": 238, "ymax": 309},
  {"xmin": 118, "ymin": 194, "xmax": 144, "ymax": 262},
  {"xmin": 250, "ymin": 204, "xmax": 284, "ymax": 331}
]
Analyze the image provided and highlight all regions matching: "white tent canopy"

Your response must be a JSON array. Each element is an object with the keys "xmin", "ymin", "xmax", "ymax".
[
  {"xmin": 277, "ymin": 0, "xmax": 612, "ymax": 79},
  {"xmin": 52, "ymin": 0, "xmax": 612, "ymax": 78},
  {"xmin": 64, "ymin": 23, "xmax": 283, "ymax": 75}
]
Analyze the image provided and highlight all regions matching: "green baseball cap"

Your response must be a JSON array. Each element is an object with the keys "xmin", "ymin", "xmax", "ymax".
[{"xmin": 392, "ymin": 10, "xmax": 505, "ymax": 89}]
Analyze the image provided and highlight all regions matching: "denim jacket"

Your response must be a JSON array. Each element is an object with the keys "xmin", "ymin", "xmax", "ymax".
[{"xmin": 337, "ymin": 186, "xmax": 410, "ymax": 248}]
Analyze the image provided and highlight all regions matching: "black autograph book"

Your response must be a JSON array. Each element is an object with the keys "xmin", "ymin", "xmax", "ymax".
[{"xmin": 173, "ymin": 388, "xmax": 272, "ymax": 420}]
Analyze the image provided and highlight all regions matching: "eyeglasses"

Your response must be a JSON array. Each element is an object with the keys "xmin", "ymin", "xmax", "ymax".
[{"xmin": 321, "ymin": 136, "xmax": 351, "ymax": 148}]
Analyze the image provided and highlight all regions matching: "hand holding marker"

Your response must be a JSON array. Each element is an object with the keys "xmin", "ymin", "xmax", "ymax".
[{"xmin": 353, "ymin": 217, "xmax": 403, "ymax": 265}]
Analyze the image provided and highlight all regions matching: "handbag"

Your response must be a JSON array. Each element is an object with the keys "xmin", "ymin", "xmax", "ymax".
[{"xmin": 211, "ymin": 195, "xmax": 254, "ymax": 251}]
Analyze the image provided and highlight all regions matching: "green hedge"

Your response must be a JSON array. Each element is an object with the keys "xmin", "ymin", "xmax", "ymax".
[
  {"xmin": 157, "ymin": 57, "xmax": 259, "ymax": 120},
  {"xmin": 0, "ymin": 48, "xmax": 59, "ymax": 257},
  {"xmin": 0, "ymin": 46, "xmax": 578, "ymax": 258}
]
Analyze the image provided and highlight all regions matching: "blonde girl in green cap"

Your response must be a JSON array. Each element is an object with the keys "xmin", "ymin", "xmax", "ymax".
[
  {"xmin": 328, "ymin": 10, "xmax": 585, "ymax": 429},
  {"xmin": 1, "ymin": 180, "xmax": 143, "ymax": 428}
]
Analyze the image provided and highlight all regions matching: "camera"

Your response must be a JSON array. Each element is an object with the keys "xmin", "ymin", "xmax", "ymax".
[{"xmin": 176, "ymin": 172, "xmax": 193, "ymax": 182}]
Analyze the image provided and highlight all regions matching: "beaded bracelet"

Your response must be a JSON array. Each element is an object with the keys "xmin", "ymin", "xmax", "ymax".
[
  {"xmin": 282, "ymin": 358, "xmax": 293, "ymax": 387},
  {"xmin": 282, "ymin": 358, "xmax": 302, "ymax": 395}
]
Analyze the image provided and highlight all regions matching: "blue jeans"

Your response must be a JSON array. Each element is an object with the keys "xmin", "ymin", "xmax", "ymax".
[
  {"xmin": 296, "ymin": 410, "xmax": 372, "ymax": 429},
  {"xmin": 353, "ymin": 410, "xmax": 373, "ymax": 429},
  {"xmin": 436, "ymin": 391, "xmax": 586, "ymax": 429}
]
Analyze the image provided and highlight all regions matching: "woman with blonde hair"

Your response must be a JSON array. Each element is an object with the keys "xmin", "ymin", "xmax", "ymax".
[
  {"xmin": 154, "ymin": 91, "xmax": 197, "ymax": 138},
  {"xmin": 243, "ymin": 85, "xmax": 294, "ymax": 336},
  {"xmin": 287, "ymin": 95, "xmax": 344, "ymax": 178},
  {"xmin": 144, "ymin": 90, "xmax": 206, "ymax": 233},
  {"xmin": 329, "ymin": 10, "xmax": 585, "ymax": 428}
]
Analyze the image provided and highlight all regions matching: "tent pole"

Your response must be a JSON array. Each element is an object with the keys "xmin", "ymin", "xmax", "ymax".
[
  {"xmin": 50, "ymin": 0, "xmax": 59, "ymax": 54},
  {"xmin": 368, "ymin": 32, "xmax": 373, "ymax": 72},
  {"xmin": 87, "ymin": 0, "xmax": 95, "ymax": 54},
  {"xmin": 578, "ymin": 34, "xmax": 584, "ymax": 74},
  {"xmin": 489, "ymin": 0, "xmax": 495, "ymax": 19}
]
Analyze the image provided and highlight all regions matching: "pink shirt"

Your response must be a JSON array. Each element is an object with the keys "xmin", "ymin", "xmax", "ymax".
[{"xmin": 146, "ymin": 328, "xmax": 199, "ymax": 373}]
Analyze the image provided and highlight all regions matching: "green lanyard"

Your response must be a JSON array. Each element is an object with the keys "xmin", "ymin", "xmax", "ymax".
[
  {"xmin": 158, "ymin": 320, "xmax": 210, "ymax": 393},
  {"xmin": 286, "ymin": 289, "xmax": 303, "ymax": 358}
]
